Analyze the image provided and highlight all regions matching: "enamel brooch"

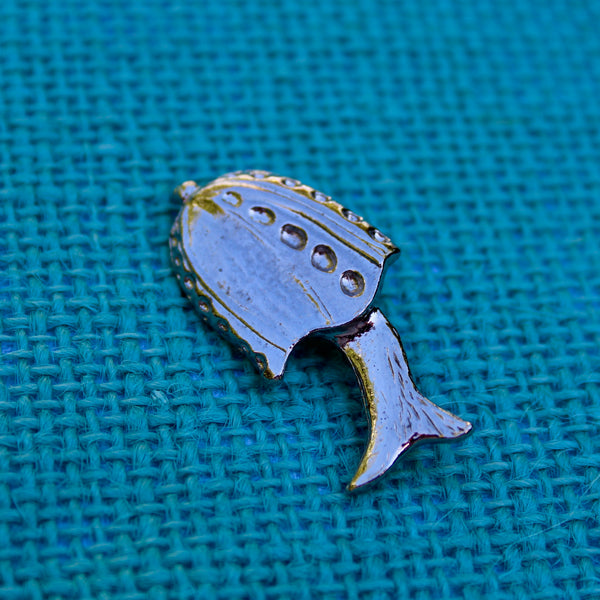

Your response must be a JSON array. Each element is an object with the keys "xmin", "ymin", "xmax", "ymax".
[{"xmin": 170, "ymin": 170, "xmax": 471, "ymax": 490}]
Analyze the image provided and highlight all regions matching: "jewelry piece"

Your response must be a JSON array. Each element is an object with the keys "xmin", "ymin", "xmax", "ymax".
[{"xmin": 170, "ymin": 171, "xmax": 471, "ymax": 490}]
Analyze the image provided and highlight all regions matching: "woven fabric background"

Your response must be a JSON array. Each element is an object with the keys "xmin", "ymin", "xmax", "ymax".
[{"xmin": 1, "ymin": 0, "xmax": 599, "ymax": 598}]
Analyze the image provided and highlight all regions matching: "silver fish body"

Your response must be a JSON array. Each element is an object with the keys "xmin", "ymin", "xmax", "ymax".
[{"xmin": 170, "ymin": 171, "xmax": 471, "ymax": 489}]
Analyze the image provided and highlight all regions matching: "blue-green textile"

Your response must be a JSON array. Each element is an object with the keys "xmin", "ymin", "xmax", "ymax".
[{"xmin": 1, "ymin": 0, "xmax": 599, "ymax": 598}]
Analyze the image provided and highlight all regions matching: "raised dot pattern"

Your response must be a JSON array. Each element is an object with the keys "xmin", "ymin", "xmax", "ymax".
[
  {"xmin": 368, "ymin": 227, "xmax": 390, "ymax": 244},
  {"xmin": 311, "ymin": 244, "xmax": 337, "ymax": 273},
  {"xmin": 222, "ymin": 173, "xmax": 394, "ymax": 251},
  {"xmin": 222, "ymin": 190, "xmax": 242, "ymax": 206},
  {"xmin": 340, "ymin": 270, "xmax": 365, "ymax": 297},
  {"xmin": 181, "ymin": 177, "xmax": 378, "ymax": 322},
  {"xmin": 342, "ymin": 208, "xmax": 362, "ymax": 223},
  {"xmin": 249, "ymin": 206, "xmax": 276, "ymax": 225},
  {"xmin": 280, "ymin": 224, "xmax": 308, "ymax": 250}
]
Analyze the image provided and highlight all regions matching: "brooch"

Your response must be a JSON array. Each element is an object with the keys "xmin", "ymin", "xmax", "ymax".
[{"xmin": 170, "ymin": 171, "xmax": 471, "ymax": 490}]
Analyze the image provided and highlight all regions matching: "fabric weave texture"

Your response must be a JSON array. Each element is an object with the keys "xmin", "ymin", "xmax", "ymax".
[{"xmin": 1, "ymin": 0, "xmax": 599, "ymax": 598}]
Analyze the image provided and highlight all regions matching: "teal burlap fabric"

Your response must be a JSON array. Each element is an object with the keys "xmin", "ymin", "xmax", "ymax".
[{"xmin": 1, "ymin": 1, "xmax": 599, "ymax": 598}]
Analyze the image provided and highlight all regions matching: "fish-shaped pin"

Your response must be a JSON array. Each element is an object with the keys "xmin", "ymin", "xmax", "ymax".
[{"xmin": 170, "ymin": 171, "xmax": 472, "ymax": 490}]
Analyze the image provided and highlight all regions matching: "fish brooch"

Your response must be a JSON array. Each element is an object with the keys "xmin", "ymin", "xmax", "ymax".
[{"xmin": 169, "ymin": 170, "xmax": 471, "ymax": 490}]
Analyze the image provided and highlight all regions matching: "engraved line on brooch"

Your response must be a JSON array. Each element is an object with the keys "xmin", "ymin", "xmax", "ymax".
[
  {"xmin": 177, "ymin": 240, "xmax": 286, "ymax": 352},
  {"xmin": 269, "ymin": 178, "xmax": 391, "ymax": 252},
  {"xmin": 178, "ymin": 255, "xmax": 269, "ymax": 369},
  {"xmin": 287, "ymin": 208, "xmax": 380, "ymax": 266},
  {"xmin": 294, "ymin": 277, "xmax": 334, "ymax": 324},
  {"xmin": 201, "ymin": 180, "xmax": 393, "ymax": 261},
  {"xmin": 230, "ymin": 179, "xmax": 372, "ymax": 237},
  {"xmin": 189, "ymin": 204, "xmax": 273, "ymax": 256}
]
